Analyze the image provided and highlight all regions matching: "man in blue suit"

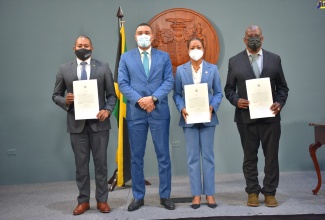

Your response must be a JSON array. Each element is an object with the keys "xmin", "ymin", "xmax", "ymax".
[{"xmin": 118, "ymin": 23, "xmax": 175, "ymax": 211}]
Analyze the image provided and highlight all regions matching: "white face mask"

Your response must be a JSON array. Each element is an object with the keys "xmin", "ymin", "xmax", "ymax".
[
  {"xmin": 189, "ymin": 49, "xmax": 204, "ymax": 61},
  {"xmin": 136, "ymin": 34, "xmax": 151, "ymax": 48}
]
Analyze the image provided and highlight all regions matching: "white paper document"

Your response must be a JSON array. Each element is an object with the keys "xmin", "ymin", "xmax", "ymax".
[
  {"xmin": 73, "ymin": 79, "xmax": 99, "ymax": 120},
  {"xmin": 184, "ymin": 83, "xmax": 210, "ymax": 124},
  {"xmin": 246, "ymin": 77, "xmax": 274, "ymax": 119}
]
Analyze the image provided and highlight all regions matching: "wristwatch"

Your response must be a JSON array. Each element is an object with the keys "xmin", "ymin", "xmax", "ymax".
[{"xmin": 152, "ymin": 96, "xmax": 158, "ymax": 103}]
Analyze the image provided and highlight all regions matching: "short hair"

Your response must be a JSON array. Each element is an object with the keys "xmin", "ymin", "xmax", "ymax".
[
  {"xmin": 75, "ymin": 35, "xmax": 92, "ymax": 46},
  {"xmin": 187, "ymin": 37, "xmax": 204, "ymax": 49},
  {"xmin": 245, "ymin": 25, "xmax": 263, "ymax": 37},
  {"xmin": 136, "ymin": 23, "xmax": 152, "ymax": 31}
]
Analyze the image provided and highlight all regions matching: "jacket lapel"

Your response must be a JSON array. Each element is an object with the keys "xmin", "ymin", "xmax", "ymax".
[
  {"xmin": 71, "ymin": 60, "xmax": 78, "ymax": 81},
  {"xmin": 183, "ymin": 61, "xmax": 194, "ymax": 84},
  {"xmin": 134, "ymin": 48, "xmax": 147, "ymax": 77},
  {"xmin": 89, "ymin": 59, "xmax": 97, "ymax": 79},
  {"xmin": 242, "ymin": 50, "xmax": 256, "ymax": 78},
  {"xmin": 260, "ymin": 49, "xmax": 268, "ymax": 76},
  {"xmin": 200, "ymin": 60, "xmax": 210, "ymax": 83},
  {"xmin": 149, "ymin": 49, "xmax": 157, "ymax": 78}
]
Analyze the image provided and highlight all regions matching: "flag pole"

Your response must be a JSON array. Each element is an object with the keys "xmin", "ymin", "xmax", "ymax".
[
  {"xmin": 117, "ymin": 6, "xmax": 124, "ymax": 29},
  {"xmin": 108, "ymin": 6, "xmax": 151, "ymax": 191},
  {"xmin": 108, "ymin": 6, "xmax": 125, "ymax": 191}
]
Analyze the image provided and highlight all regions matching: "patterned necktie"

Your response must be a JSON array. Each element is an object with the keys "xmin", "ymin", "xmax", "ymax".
[
  {"xmin": 250, "ymin": 54, "xmax": 260, "ymax": 78},
  {"xmin": 142, "ymin": 51, "xmax": 149, "ymax": 76},
  {"xmin": 80, "ymin": 62, "xmax": 87, "ymax": 80}
]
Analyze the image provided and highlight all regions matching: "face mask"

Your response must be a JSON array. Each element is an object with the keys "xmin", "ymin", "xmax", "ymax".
[
  {"xmin": 136, "ymin": 34, "xmax": 151, "ymax": 48},
  {"xmin": 247, "ymin": 36, "xmax": 262, "ymax": 51},
  {"xmin": 189, "ymin": 49, "xmax": 204, "ymax": 61},
  {"xmin": 75, "ymin": 48, "xmax": 92, "ymax": 61}
]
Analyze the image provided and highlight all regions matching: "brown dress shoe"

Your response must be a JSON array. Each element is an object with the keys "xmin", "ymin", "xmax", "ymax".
[
  {"xmin": 73, "ymin": 202, "xmax": 90, "ymax": 215},
  {"xmin": 247, "ymin": 193, "xmax": 259, "ymax": 207},
  {"xmin": 265, "ymin": 195, "xmax": 278, "ymax": 207},
  {"xmin": 97, "ymin": 202, "xmax": 110, "ymax": 213}
]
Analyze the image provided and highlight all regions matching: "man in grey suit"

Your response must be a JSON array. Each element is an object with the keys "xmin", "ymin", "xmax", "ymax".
[
  {"xmin": 52, "ymin": 35, "xmax": 116, "ymax": 215},
  {"xmin": 224, "ymin": 25, "xmax": 289, "ymax": 207}
]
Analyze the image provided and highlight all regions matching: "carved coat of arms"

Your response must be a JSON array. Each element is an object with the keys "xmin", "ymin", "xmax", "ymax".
[{"xmin": 149, "ymin": 8, "xmax": 220, "ymax": 73}]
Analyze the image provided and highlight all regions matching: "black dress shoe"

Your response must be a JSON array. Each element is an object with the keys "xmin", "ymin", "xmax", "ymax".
[
  {"xmin": 206, "ymin": 196, "xmax": 217, "ymax": 209},
  {"xmin": 128, "ymin": 199, "xmax": 144, "ymax": 211},
  {"xmin": 207, "ymin": 203, "xmax": 217, "ymax": 209},
  {"xmin": 191, "ymin": 204, "xmax": 200, "ymax": 209},
  {"xmin": 160, "ymin": 198, "xmax": 175, "ymax": 210},
  {"xmin": 191, "ymin": 196, "xmax": 201, "ymax": 209}
]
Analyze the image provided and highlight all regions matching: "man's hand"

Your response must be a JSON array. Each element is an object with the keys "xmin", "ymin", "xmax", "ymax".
[
  {"xmin": 138, "ymin": 96, "xmax": 156, "ymax": 113},
  {"xmin": 270, "ymin": 102, "xmax": 281, "ymax": 115},
  {"xmin": 97, "ymin": 110, "xmax": 110, "ymax": 122},
  {"xmin": 237, "ymin": 98, "xmax": 250, "ymax": 109},
  {"xmin": 66, "ymin": 93, "xmax": 74, "ymax": 106}
]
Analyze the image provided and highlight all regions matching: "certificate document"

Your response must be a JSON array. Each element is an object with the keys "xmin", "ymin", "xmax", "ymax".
[
  {"xmin": 246, "ymin": 77, "xmax": 274, "ymax": 119},
  {"xmin": 73, "ymin": 79, "xmax": 99, "ymax": 120},
  {"xmin": 184, "ymin": 83, "xmax": 210, "ymax": 124}
]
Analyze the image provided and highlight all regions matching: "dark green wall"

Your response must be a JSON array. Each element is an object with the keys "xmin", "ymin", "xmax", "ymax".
[{"xmin": 1, "ymin": 0, "xmax": 324, "ymax": 185}]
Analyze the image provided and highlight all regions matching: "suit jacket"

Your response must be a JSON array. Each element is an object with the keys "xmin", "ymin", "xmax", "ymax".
[
  {"xmin": 224, "ymin": 49, "xmax": 289, "ymax": 124},
  {"xmin": 118, "ymin": 47, "xmax": 174, "ymax": 120},
  {"xmin": 52, "ymin": 58, "xmax": 117, "ymax": 133},
  {"xmin": 173, "ymin": 60, "xmax": 223, "ymax": 127}
]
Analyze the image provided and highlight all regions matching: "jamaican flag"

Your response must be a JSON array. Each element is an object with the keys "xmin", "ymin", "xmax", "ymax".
[{"xmin": 112, "ymin": 24, "xmax": 131, "ymax": 187}]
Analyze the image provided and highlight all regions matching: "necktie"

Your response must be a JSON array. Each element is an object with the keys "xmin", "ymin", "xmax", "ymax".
[
  {"xmin": 142, "ymin": 51, "xmax": 149, "ymax": 76},
  {"xmin": 250, "ymin": 54, "xmax": 260, "ymax": 78},
  {"xmin": 80, "ymin": 62, "xmax": 87, "ymax": 80}
]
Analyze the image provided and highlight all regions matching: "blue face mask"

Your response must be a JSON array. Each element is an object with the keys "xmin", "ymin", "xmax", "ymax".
[{"xmin": 136, "ymin": 34, "xmax": 151, "ymax": 48}]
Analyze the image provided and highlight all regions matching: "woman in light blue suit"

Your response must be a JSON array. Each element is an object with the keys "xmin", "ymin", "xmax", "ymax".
[{"xmin": 173, "ymin": 38, "xmax": 223, "ymax": 209}]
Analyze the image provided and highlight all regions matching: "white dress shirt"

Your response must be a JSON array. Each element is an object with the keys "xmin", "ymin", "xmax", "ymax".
[
  {"xmin": 191, "ymin": 63, "xmax": 203, "ymax": 84},
  {"xmin": 77, "ymin": 57, "xmax": 91, "ymax": 80}
]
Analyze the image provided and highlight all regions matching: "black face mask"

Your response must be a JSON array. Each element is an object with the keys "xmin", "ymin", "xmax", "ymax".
[
  {"xmin": 247, "ymin": 36, "xmax": 262, "ymax": 51},
  {"xmin": 75, "ymin": 48, "xmax": 92, "ymax": 61}
]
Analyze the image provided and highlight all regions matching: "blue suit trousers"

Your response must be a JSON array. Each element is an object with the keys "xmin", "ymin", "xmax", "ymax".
[
  {"xmin": 183, "ymin": 124, "xmax": 216, "ymax": 196},
  {"xmin": 127, "ymin": 116, "xmax": 171, "ymax": 199}
]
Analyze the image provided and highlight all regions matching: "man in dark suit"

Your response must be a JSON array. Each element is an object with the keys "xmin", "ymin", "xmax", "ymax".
[
  {"xmin": 118, "ymin": 23, "xmax": 175, "ymax": 211},
  {"xmin": 52, "ymin": 35, "xmax": 116, "ymax": 215},
  {"xmin": 224, "ymin": 25, "xmax": 289, "ymax": 207}
]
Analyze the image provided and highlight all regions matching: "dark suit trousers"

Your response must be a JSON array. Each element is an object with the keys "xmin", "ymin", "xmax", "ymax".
[
  {"xmin": 70, "ymin": 122, "xmax": 109, "ymax": 203},
  {"xmin": 237, "ymin": 121, "xmax": 281, "ymax": 196}
]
